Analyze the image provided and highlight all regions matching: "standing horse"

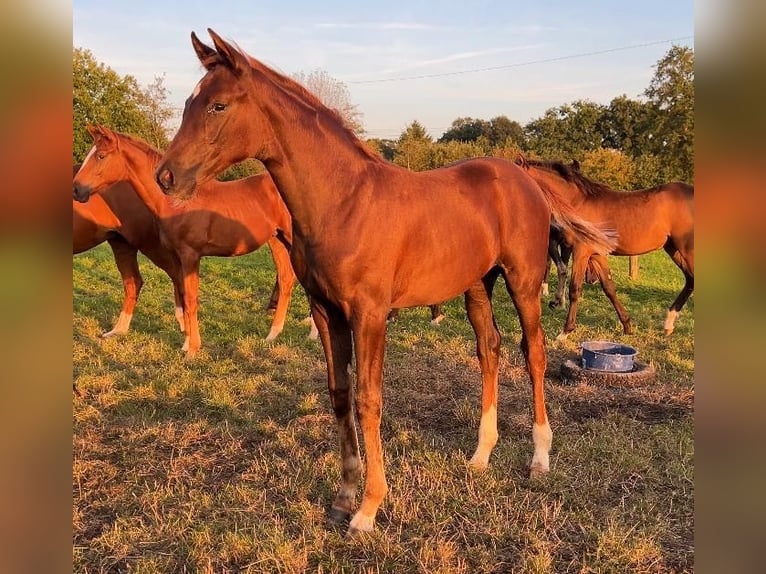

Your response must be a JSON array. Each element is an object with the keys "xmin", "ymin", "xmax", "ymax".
[
  {"xmin": 542, "ymin": 226, "xmax": 572, "ymax": 308},
  {"xmin": 517, "ymin": 157, "xmax": 694, "ymax": 336},
  {"xmin": 155, "ymin": 30, "xmax": 615, "ymax": 534},
  {"xmin": 74, "ymin": 125, "xmax": 302, "ymax": 358},
  {"xmin": 73, "ymin": 166, "xmax": 186, "ymax": 338}
]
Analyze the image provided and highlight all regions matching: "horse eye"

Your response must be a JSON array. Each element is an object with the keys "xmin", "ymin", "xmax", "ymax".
[
  {"xmin": 97, "ymin": 152, "xmax": 106, "ymax": 160},
  {"xmin": 209, "ymin": 102, "xmax": 227, "ymax": 114}
]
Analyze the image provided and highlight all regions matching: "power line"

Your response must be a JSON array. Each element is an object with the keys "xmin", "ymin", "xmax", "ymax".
[{"xmin": 348, "ymin": 36, "xmax": 693, "ymax": 84}]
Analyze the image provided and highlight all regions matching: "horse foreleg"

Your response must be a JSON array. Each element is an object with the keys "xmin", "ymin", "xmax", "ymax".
[
  {"xmin": 664, "ymin": 243, "xmax": 694, "ymax": 335},
  {"xmin": 590, "ymin": 254, "xmax": 632, "ymax": 334},
  {"xmin": 180, "ymin": 257, "xmax": 201, "ymax": 358},
  {"xmin": 347, "ymin": 307, "xmax": 389, "ymax": 535},
  {"xmin": 264, "ymin": 237, "xmax": 296, "ymax": 341},
  {"xmin": 102, "ymin": 238, "xmax": 142, "ymax": 338},
  {"xmin": 505, "ymin": 271, "xmax": 551, "ymax": 477},
  {"xmin": 311, "ymin": 300, "xmax": 360, "ymax": 528},
  {"xmin": 559, "ymin": 249, "xmax": 590, "ymax": 339},
  {"xmin": 464, "ymin": 272, "xmax": 501, "ymax": 470}
]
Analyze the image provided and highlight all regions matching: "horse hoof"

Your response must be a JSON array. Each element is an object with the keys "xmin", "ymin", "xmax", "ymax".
[
  {"xmin": 430, "ymin": 314, "xmax": 445, "ymax": 326},
  {"xmin": 555, "ymin": 332, "xmax": 569, "ymax": 342},
  {"xmin": 346, "ymin": 513, "xmax": 375, "ymax": 536},
  {"xmin": 548, "ymin": 301, "xmax": 559, "ymax": 310},
  {"xmin": 529, "ymin": 462, "xmax": 549, "ymax": 479},
  {"xmin": 101, "ymin": 329, "xmax": 126, "ymax": 339},
  {"xmin": 327, "ymin": 507, "xmax": 350, "ymax": 526}
]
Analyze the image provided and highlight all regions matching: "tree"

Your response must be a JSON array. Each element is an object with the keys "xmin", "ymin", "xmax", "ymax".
[
  {"xmin": 438, "ymin": 117, "xmax": 489, "ymax": 144},
  {"xmin": 643, "ymin": 45, "xmax": 694, "ymax": 182},
  {"xmin": 525, "ymin": 100, "xmax": 606, "ymax": 159},
  {"xmin": 393, "ymin": 121, "xmax": 435, "ymax": 171},
  {"xmin": 579, "ymin": 148, "xmax": 636, "ymax": 189},
  {"xmin": 73, "ymin": 48, "xmax": 173, "ymax": 162},
  {"xmin": 292, "ymin": 69, "xmax": 365, "ymax": 135},
  {"xmin": 487, "ymin": 116, "xmax": 526, "ymax": 148},
  {"xmin": 597, "ymin": 95, "xmax": 652, "ymax": 156}
]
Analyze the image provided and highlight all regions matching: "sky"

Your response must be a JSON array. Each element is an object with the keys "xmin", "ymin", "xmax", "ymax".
[{"xmin": 72, "ymin": 0, "xmax": 694, "ymax": 139}]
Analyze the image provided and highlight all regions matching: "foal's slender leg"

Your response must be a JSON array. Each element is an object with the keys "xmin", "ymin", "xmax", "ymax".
[
  {"xmin": 264, "ymin": 237, "xmax": 296, "ymax": 341},
  {"xmin": 559, "ymin": 248, "xmax": 591, "ymax": 339},
  {"xmin": 102, "ymin": 238, "xmax": 143, "ymax": 338},
  {"xmin": 310, "ymin": 300, "xmax": 360, "ymax": 526},
  {"xmin": 429, "ymin": 304, "xmax": 445, "ymax": 325},
  {"xmin": 663, "ymin": 241, "xmax": 694, "ymax": 335},
  {"xmin": 180, "ymin": 255, "xmax": 201, "ymax": 357},
  {"xmin": 347, "ymin": 307, "xmax": 389, "ymax": 534},
  {"xmin": 589, "ymin": 254, "xmax": 632, "ymax": 334},
  {"xmin": 465, "ymin": 271, "xmax": 502, "ymax": 470},
  {"xmin": 504, "ymin": 271, "xmax": 552, "ymax": 477},
  {"xmin": 551, "ymin": 243, "xmax": 571, "ymax": 309}
]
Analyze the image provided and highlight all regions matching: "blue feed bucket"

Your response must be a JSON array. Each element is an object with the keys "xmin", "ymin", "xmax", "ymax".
[{"xmin": 580, "ymin": 341, "xmax": 638, "ymax": 372}]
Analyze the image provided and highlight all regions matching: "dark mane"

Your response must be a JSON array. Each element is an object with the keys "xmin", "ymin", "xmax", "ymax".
[
  {"xmin": 225, "ymin": 45, "xmax": 384, "ymax": 164},
  {"xmin": 522, "ymin": 158, "xmax": 616, "ymax": 197}
]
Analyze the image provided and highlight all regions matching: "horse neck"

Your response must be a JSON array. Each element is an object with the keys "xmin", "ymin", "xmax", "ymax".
[
  {"xmin": 252, "ymin": 72, "xmax": 380, "ymax": 235},
  {"xmin": 118, "ymin": 140, "xmax": 170, "ymax": 218}
]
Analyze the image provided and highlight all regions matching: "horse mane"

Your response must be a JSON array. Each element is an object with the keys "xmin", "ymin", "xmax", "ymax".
[
  {"xmin": 212, "ymin": 42, "xmax": 384, "ymax": 164},
  {"xmin": 522, "ymin": 158, "xmax": 616, "ymax": 197},
  {"xmin": 113, "ymin": 131, "xmax": 164, "ymax": 165}
]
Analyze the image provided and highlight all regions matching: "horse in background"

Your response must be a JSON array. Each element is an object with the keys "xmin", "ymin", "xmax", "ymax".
[
  {"xmin": 74, "ymin": 125, "xmax": 309, "ymax": 358},
  {"xmin": 517, "ymin": 157, "xmax": 694, "ymax": 336},
  {"xmin": 73, "ymin": 165, "xmax": 186, "ymax": 337},
  {"xmin": 155, "ymin": 30, "xmax": 617, "ymax": 535}
]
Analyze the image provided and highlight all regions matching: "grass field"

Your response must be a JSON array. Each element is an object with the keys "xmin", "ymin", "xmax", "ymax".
[{"xmin": 73, "ymin": 245, "xmax": 693, "ymax": 573}]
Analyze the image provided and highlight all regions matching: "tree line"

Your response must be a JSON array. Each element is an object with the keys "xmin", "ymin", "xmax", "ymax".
[{"xmin": 73, "ymin": 45, "xmax": 693, "ymax": 187}]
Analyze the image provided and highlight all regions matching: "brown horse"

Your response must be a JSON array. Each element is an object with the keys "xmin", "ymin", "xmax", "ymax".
[
  {"xmin": 74, "ymin": 125, "xmax": 301, "ymax": 358},
  {"xmin": 73, "ymin": 168, "xmax": 186, "ymax": 338},
  {"xmin": 155, "ymin": 30, "xmax": 616, "ymax": 534},
  {"xmin": 518, "ymin": 157, "xmax": 694, "ymax": 336}
]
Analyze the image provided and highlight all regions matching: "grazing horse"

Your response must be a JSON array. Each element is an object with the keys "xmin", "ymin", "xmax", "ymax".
[
  {"xmin": 517, "ymin": 157, "xmax": 694, "ymax": 336},
  {"xmin": 74, "ymin": 125, "xmax": 301, "ymax": 358},
  {"xmin": 155, "ymin": 30, "xmax": 616, "ymax": 534},
  {"xmin": 73, "ymin": 166, "xmax": 186, "ymax": 338}
]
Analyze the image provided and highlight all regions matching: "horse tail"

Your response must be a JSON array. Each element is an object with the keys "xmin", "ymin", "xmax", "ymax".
[{"xmin": 532, "ymin": 177, "xmax": 617, "ymax": 255}]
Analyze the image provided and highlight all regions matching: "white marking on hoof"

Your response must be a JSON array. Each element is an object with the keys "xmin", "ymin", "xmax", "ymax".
[
  {"xmin": 347, "ymin": 512, "xmax": 375, "ymax": 535},
  {"xmin": 264, "ymin": 327, "xmax": 281, "ymax": 341},
  {"xmin": 102, "ymin": 312, "xmax": 132, "ymax": 338},
  {"xmin": 182, "ymin": 336, "xmax": 190, "ymax": 352},
  {"xmin": 664, "ymin": 310, "xmax": 678, "ymax": 335},
  {"xmin": 555, "ymin": 332, "xmax": 569, "ymax": 342},
  {"xmin": 530, "ymin": 422, "xmax": 552, "ymax": 476},
  {"xmin": 470, "ymin": 405, "xmax": 497, "ymax": 470},
  {"xmin": 430, "ymin": 314, "xmax": 445, "ymax": 326},
  {"xmin": 541, "ymin": 282, "xmax": 550, "ymax": 297},
  {"xmin": 307, "ymin": 317, "xmax": 319, "ymax": 340},
  {"xmin": 175, "ymin": 306, "xmax": 185, "ymax": 332}
]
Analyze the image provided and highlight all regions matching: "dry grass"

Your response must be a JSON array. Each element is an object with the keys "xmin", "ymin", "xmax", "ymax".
[{"xmin": 74, "ymin": 247, "xmax": 693, "ymax": 573}]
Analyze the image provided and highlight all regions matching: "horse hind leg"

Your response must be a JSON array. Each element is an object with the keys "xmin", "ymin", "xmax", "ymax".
[
  {"xmin": 589, "ymin": 254, "xmax": 632, "ymax": 334},
  {"xmin": 102, "ymin": 238, "xmax": 142, "ymax": 338},
  {"xmin": 429, "ymin": 304, "xmax": 445, "ymax": 325},
  {"xmin": 663, "ymin": 242, "xmax": 694, "ymax": 335},
  {"xmin": 464, "ymin": 271, "xmax": 502, "ymax": 470},
  {"xmin": 502, "ymin": 267, "xmax": 552, "ymax": 477}
]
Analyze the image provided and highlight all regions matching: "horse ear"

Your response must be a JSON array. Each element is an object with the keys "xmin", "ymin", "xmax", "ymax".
[
  {"xmin": 208, "ymin": 29, "xmax": 246, "ymax": 75},
  {"xmin": 516, "ymin": 153, "xmax": 529, "ymax": 169},
  {"xmin": 191, "ymin": 31, "xmax": 217, "ymax": 69}
]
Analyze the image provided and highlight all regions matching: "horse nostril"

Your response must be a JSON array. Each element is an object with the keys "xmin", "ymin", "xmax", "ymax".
[{"xmin": 156, "ymin": 167, "xmax": 175, "ymax": 192}]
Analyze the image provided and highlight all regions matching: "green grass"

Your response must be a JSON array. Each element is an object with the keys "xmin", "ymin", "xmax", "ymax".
[{"xmin": 73, "ymin": 247, "xmax": 693, "ymax": 573}]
